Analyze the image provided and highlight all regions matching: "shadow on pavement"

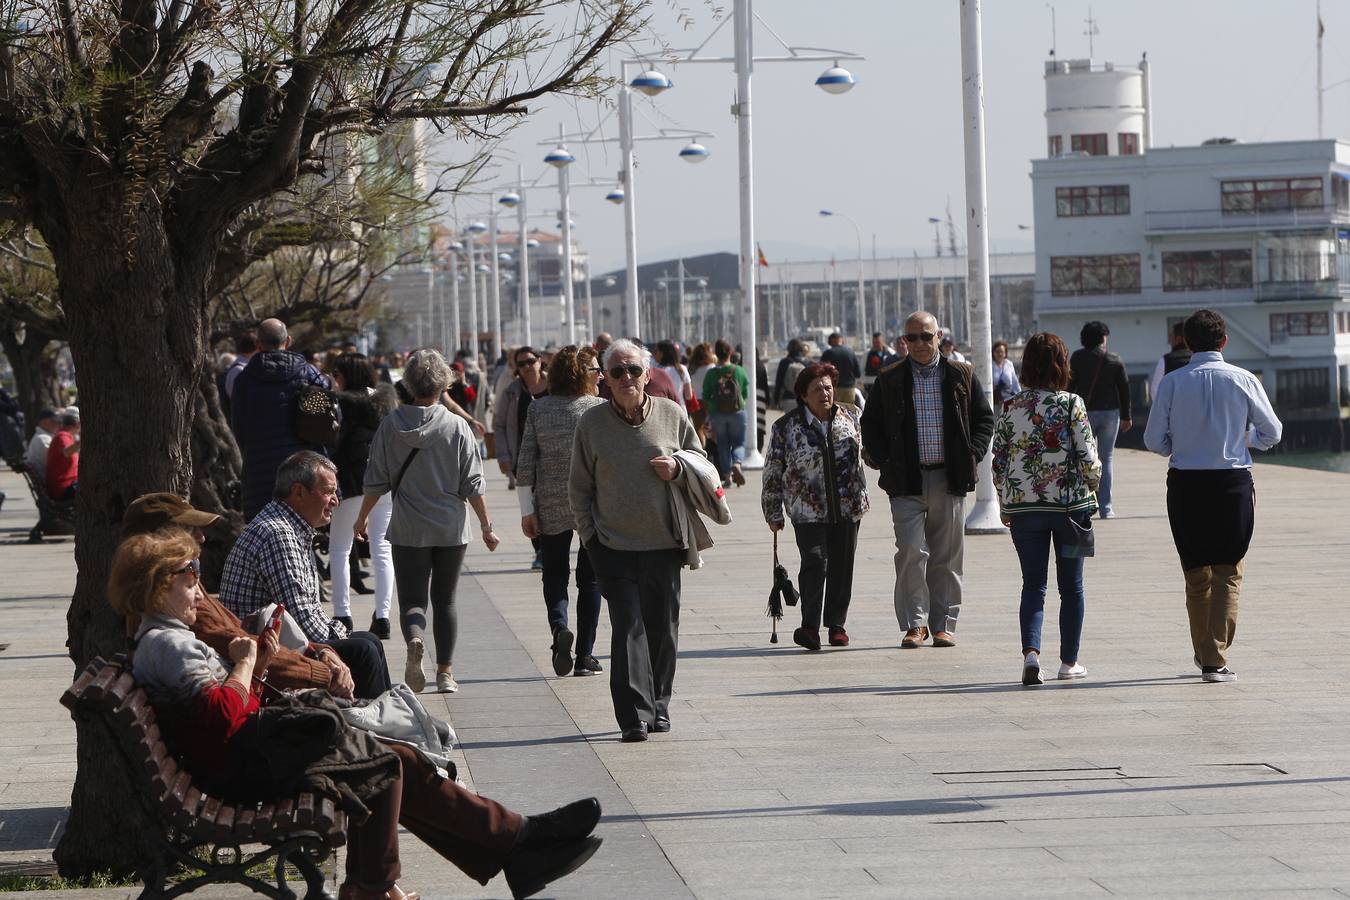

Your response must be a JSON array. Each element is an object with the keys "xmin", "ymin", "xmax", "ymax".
[{"xmin": 738, "ymin": 674, "xmax": 1197, "ymax": 698}]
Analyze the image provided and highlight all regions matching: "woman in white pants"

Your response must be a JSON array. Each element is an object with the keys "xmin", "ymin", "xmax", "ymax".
[{"xmin": 329, "ymin": 353, "xmax": 398, "ymax": 638}]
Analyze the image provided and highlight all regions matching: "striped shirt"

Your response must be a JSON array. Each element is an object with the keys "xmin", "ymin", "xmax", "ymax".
[
  {"xmin": 220, "ymin": 500, "xmax": 348, "ymax": 643},
  {"xmin": 912, "ymin": 358, "xmax": 944, "ymax": 465}
]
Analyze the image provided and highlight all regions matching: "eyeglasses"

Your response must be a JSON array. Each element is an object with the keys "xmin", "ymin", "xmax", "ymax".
[
  {"xmin": 516, "ymin": 356, "xmax": 541, "ymax": 367},
  {"xmin": 903, "ymin": 332, "xmax": 937, "ymax": 343},
  {"xmin": 586, "ymin": 366, "xmax": 603, "ymax": 374},
  {"xmin": 608, "ymin": 364, "xmax": 645, "ymax": 380},
  {"xmin": 174, "ymin": 558, "xmax": 201, "ymax": 583}
]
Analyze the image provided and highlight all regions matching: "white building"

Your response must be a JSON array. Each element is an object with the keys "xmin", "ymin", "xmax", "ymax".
[{"xmin": 1032, "ymin": 57, "xmax": 1350, "ymax": 448}]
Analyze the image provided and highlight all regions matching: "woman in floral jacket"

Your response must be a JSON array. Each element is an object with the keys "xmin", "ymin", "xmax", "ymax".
[
  {"xmin": 992, "ymin": 332, "xmax": 1102, "ymax": 686},
  {"xmin": 762, "ymin": 363, "xmax": 869, "ymax": 651}
]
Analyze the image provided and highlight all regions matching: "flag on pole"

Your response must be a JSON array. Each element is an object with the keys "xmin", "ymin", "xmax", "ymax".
[{"xmin": 756, "ymin": 243, "xmax": 769, "ymax": 267}]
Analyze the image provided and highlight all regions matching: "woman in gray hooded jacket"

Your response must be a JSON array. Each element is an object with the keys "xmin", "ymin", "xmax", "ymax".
[{"xmin": 356, "ymin": 349, "xmax": 501, "ymax": 695}]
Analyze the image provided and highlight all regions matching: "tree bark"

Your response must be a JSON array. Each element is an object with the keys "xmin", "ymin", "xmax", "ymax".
[
  {"xmin": 192, "ymin": 368, "xmax": 242, "ymax": 592},
  {"xmin": 0, "ymin": 324, "xmax": 63, "ymax": 438},
  {"xmin": 51, "ymin": 205, "xmax": 212, "ymax": 879}
]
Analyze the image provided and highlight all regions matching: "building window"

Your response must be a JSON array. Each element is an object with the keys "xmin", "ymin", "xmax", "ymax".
[
  {"xmin": 1221, "ymin": 177, "xmax": 1323, "ymax": 213},
  {"xmin": 1337, "ymin": 311, "xmax": 1350, "ymax": 333},
  {"xmin": 1050, "ymin": 254, "xmax": 1142, "ymax": 295},
  {"xmin": 1276, "ymin": 366, "xmax": 1331, "ymax": 409},
  {"xmin": 1070, "ymin": 133, "xmax": 1109, "ymax": 156},
  {"xmin": 1270, "ymin": 312, "xmax": 1331, "ymax": 341},
  {"xmin": 1118, "ymin": 133, "xmax": 1140, "ymax": 156},
  {"xmin": 1048, "ymin": 135, "xmax": 1062, "ymax": 157},
  {"xmin": 1055, "ymin": 185, "xmax": 1130, "ymax": 217},
  {"xmin": 1162, "ymin": 250, "xmax": 1252, "ymax": 291},
  {"xmin": 1259, "ymin": 235, "xmax": 1335, "ymax": 283}
]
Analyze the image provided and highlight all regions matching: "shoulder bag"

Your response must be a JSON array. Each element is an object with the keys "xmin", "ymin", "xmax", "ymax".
[{"xmin": 1059, "ymin": 393, "xmax": 1095, "ymax": 559}]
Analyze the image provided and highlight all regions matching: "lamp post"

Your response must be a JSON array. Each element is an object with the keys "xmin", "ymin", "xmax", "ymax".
[
  {"xmin": 959, "ymin": 0, "xmax": 1003, "ymax": 535},
  {"xmin": 498, "ymin": 178, "xmax": 530, "ymax": 346},
  {"xmin": 464, "ymin": 220, "xmax": 487, "ymax": 358},
  {"xmin": 819, "ymin": 209, "xmax": 866, "ymax": 340},
  {"xmin": 544, "ymin": 134, "xmax": 577, "ymax": 343},
  {"xmin": 448, "ymin": 241, "xmax": 463, "ymax": 353},
  {"xmin": 639, "ymin": 3, "xmax": 861, "ymax": 467}
]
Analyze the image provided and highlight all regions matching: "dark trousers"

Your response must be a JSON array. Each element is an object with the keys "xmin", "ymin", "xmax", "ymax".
[
  {"xmin": 539, "ymin": 530, "xmax": 602, "ymax": 659},
  {"xmin": 346, "ymin": 742, "xmax": 523, "ymax": 889},
  {"xmin": 590, "ymin": 543, "xmax": 683, "ymax": 731},
  {"xmin": 792, "ymin": 521, "xmax": 859, "ymax": 631},
  {"xmin": 330, "ymin": 631, "xmax": 391, "ymax": 700},
  {"xmin": 1009, "ymin": 511, "xmax": 1087, "ymax": 664},
  {"xmin": 392, "ymin": 544, "xmax": 467, "ymax": 666}
]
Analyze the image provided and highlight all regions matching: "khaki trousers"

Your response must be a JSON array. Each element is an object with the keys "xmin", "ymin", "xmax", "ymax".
[
  {"xmin": 889, "ymin": 468, "xmax": 966, "ymax": 634},
  {"xmin": 1184, "ymin": 562, "xmax": 1243, "ymax": 668}
]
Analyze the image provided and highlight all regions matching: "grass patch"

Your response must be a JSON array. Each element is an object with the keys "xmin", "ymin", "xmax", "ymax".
[{"xmin": 0, "ymin": 871, "xmax": 136, "ymax": 891}]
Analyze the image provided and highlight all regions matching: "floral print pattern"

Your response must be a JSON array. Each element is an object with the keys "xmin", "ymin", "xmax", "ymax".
[
  {"xmin": 762, "ymin": 404, "xmax": 870, "ymax": 526},
  {"xmin": 992, "ymin": 389, "xmax": 1102, "ymax": 515}
]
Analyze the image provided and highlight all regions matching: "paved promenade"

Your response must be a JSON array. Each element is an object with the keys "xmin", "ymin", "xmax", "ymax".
[{"xmin": 3, "ymin": 446, "xmax": 1350, "ymax": 898}]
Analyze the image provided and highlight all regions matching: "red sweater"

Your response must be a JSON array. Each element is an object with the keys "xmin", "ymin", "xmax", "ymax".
[{"xmin": 163, "ymin": 681, "xmax": 259, "ymax": 778}]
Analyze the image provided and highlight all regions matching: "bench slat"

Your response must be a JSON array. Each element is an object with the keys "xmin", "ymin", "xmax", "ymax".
[
  {"xmin": 172, "ymin": 786, "xmax": 203, "ymax": 832},
  {"xmin": 327, "ymin": 810, "xmax": 347, "ymax": 847},
  {"xmin": 295, "ymin": 793, "xmax": 314, "ymax": 826}
]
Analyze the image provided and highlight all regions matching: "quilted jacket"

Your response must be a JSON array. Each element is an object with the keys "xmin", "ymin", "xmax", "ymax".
[{"xmin": 761, "ymin": 404, "xmax": 870, "ymax": 527}]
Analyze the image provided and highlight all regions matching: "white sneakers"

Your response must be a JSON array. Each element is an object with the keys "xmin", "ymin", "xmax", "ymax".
[
  {"xmin": 405, "ymin": 638, "xmax": 426, "ymax": 693},
  {"xmin": 1058, "ymin": 662, "xmax": 1087, "ymax": 680},
  {"xmin": 1022, "ymin": 653, "xmax": 1088, "ymax": 685},
  {"xmin": 436, "ymin": 672, "xmax": 460, "ymax": 693},
  {"xmin": 1022, "ymin": 653, "xmax": 1043, "ymax": 686}
]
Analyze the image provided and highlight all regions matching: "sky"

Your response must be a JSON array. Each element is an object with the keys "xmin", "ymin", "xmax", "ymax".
[{"xmin": 429, "ymin": 1, "xmax": 1348, "ymax": 275}]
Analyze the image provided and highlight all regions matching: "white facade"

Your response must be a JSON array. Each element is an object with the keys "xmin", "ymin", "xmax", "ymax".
[
  {"xmin": 1044, "ymin": 58, "xmax": 1148, "ymax": 158},
  {"xmin": 1032, "ymin": 126, "xmax": 1350, "ymax": 440}
]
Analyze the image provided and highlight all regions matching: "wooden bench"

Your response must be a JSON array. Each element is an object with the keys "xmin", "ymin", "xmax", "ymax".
[{"xmin": 60, "ymin": 655, "xmax": 347, "ymax": 899}]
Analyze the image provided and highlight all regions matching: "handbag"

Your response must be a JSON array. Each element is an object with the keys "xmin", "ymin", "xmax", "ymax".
[
  {"xmin": 1060, "ymin": 393, "xmax": 1096, "ymax": 559},
  {"xmin": 295, "ymin": 385, "xmax": 341, "ymax": 446}
]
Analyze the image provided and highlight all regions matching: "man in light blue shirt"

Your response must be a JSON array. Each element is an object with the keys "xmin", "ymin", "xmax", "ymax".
[{"xmin": 1144, "ymin": 309, "xmax": 1281, "ymax": 684}]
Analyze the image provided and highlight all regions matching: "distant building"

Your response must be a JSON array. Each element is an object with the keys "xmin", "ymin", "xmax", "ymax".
[{"xmin": 1032, "ymin": 56, "xmax": 1350, "ymax": 449}]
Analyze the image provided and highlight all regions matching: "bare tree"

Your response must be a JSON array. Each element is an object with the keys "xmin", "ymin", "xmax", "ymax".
[{"xmin": 0, "ymin": 0, "xmax": 642, "ymax": 876}]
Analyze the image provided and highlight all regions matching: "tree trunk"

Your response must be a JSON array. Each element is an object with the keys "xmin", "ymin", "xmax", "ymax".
[
  {"xmin": 51, "ymin": 209, "xmax": 212, "ymax": 879},
  {"xmin": 0, "ymin": 324, "xmax": 63, "ymax": 438},
  {"xmin": 192, "ymin": 369, "xmax": 242, "ymax": 592}
]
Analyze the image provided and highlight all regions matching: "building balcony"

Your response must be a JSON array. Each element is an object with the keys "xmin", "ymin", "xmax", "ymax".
[
  {"xmin": 1144, "ymin": 205, "xmax": 1350, "ymax": 234},
  {"xmin": 1254, "ymin": 278, "xmax": 1348, "ymax": 302}
]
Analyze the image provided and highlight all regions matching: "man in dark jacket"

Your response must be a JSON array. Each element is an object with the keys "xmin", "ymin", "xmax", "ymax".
[
  {"xmin": 1068, "ymin": 320, "xmax": 1131, "ymax": 519},
  {"xmin": 230, "ymin": 318, "xmax": 331, "ymax": 520},
  {"xmin": 772, "ymin": 340, "xmax": 811, "ymax": 411},
  {"xmin": 860, "ymin": 311, "xmax": 995, "ymax": 650},
  {"xmin": 820, "ymin": 333, "xmax": 862, "ymax": 407}
]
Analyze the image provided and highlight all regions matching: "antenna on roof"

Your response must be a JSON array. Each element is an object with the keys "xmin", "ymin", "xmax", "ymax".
[
  {"xmin": 1084, "ymin": 6, "xmax": 1099, "ymax": 58},
  {"xmin": 1047, "ymin": 3, "xmax": 1057, "ymax": 57}
]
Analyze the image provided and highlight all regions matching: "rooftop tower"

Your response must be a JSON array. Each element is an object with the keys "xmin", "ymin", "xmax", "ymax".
[{"xmin": 1044, "ymin": 56, "xmax": 1152, "ymax": 159}]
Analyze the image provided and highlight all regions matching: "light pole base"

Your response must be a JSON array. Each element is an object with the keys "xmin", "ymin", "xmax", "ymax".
[
  {"xmin": 964, "ymin": 498, "xmax": 1008, "ymax": 535},
  {"xmin": 742, "ymin": 448, "xmax": 766, "ymax": 470}
]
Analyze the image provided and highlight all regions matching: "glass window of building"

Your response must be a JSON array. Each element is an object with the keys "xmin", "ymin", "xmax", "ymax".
[
  {"xmin": 1118, "ymin": 133, "xmax": 1140, "ymax": 156},
  {"xmin": 1050, "ymin": 254, "xmax": 1141, "ymax": 295},
  {"xmin": 1055, "ymin": 185, "xmax": 1130, "ymax": 217},
  {"xmin": 1070, "ymin": 133, "xmax": 1109, "ymax": 156},
  {"xmin": 1222, "ymin": 177, "xmax": 1323, "ymax": 213},
  {"xmin": 1276, "ymin": 366, "xmax": 1331, "ymax": 409},
  {"xmin": 1161, "ymin": 250, "xmax": 1252, "ymax": 291}
]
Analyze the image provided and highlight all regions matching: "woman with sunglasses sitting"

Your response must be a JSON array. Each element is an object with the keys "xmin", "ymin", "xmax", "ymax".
[
  {"xmin": 569, "ymin": 339, "xmax": 705, "ymax": 743},
  {"xmin": 515, "ymin": 346, "xmax": 606, "ymax": 678},
  {"xmin": 112, "ymin": 527, "xmax": 603, "ymax": 900}
]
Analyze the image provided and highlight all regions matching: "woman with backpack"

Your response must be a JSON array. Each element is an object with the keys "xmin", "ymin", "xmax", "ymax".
[
  {"xmin": 700, "ymin": 339, "xmax": 749, "ymax": 488},
  {"xmin": 992, "ymin": 332, "xmax": 1101, "ymax": 687}
]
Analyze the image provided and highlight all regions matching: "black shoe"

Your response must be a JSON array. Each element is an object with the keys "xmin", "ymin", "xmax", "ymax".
[
  {"xmin": 369, "ymin": 617, "xmax": 391, "ymax": 640},
  {"xmin": 551, "ymin": 628, "xmax": 574, "ymax": 677},
  {"xmin": 792, "ymin": 627, "xmax": 821, "ymax": 651},
  {"xmin": 351, "ymin": 575, "xmax": 374, "ymax": 596},
  {"xmin": 620, "ymin": 722, "xmax": 648, "ymax": 743},
  {"xmin": 651, "ymin": 716, "xmax": 671, "ymax": 733},
  {"xmin": 520, "ymin": 798, "xmax": 601, "ymax": 847},
  {"xmin": 335, "ymin": 615, "xmax": 354, "ymax": 633},
  {"xmin": 503, "ymin": 835, "xmax": 603, "ymax": 900},
  {"xmin": 1201, "ymin": 665, "xmax": 1238, "ymax": 683},
  {"xmin": 579, "ymin": 655, "xmax": 603, "ymax": 673},
  {"xmin": 572, "ymin": 664, "xmax": 596, "ymax": 677},
  {"xmin": 531, "ymin": 551, "xmax": 544, "ymax": 571}
]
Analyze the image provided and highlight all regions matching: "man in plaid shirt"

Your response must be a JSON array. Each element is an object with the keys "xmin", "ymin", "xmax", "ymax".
[
  {"xmin": 860, "ymin": 311, "xmax": 995, "ymax": 650},
  {"xmin": 221, "ymin": 450, "xmax": 391, "ymax": 698}
]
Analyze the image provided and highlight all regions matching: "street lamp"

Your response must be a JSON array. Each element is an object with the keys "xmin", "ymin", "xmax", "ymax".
[
  {"xmin": 631, "ymin": 68, "xmax": 673, "ymax": 96},
  {"xmin": 815, "ymin": 63, "xmax": 858, "ymax": 95},
  {"xmin": 605, "ymin": 187, "xmax": 625, "ymax": 204},
  {"xmin": 678, "ymin": 141, "xmax": 711, "ymax": 163},
  {"xmin": 464, "ymin": 221, "xmax": 487, "ymax": 358},
  {"xmin": 545, "ymin": 133, "xmax": 577, "ymax": 343},
  {"xmin": 819, "ymin": 209, "xmax": 866, "ymax": 340}
]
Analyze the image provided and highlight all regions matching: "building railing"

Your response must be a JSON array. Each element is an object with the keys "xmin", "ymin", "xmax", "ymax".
[
  {"xmin": 1144, "ymin": 205, "xmax": 1350, "ymax": 232},
  {"xmin": 1254, "ymin": 278, "xmax": 1348, "ymax": 302}
]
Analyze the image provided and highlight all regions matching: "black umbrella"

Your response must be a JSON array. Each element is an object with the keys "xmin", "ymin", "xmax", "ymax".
[{"xmin": 767, "ymin": 531, "xmax": 799, "ymax": 643}]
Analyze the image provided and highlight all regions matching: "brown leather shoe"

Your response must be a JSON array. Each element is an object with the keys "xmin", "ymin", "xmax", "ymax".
[
  {"xmin": 932, "ymin": 631, "xmax": 956, "ymax": 648},
  {"xmin": 338, "ymin": 883, "xmax": 420, "ymax": 900},
  {"xmin": 900, "ymin": 627, "xmax": 929, "ymax": 649}
]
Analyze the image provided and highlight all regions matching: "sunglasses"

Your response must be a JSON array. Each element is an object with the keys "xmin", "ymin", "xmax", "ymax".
[
  {"xmin": 586, "ymin": 366, "xmax": 603, "ymax": 374},
  {"xmin": 516, "ymin": 356, "xmax": 541, "ymax": 366},
  {"xmin": 608, "ymin": 364, "xmax": 645, "ymax": 380},
  {"xmin": 903, "ymin": 332, "xmax": 937, "ymax": 343},
  {"xmin": 174, "ymin": 558, "xmax": 201, "ymax": 583}
]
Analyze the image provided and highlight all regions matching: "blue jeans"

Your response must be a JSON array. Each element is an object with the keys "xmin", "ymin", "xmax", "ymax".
[
  {"xmin": 708, "ymin": 411, "xmax": 746, "ymax": 481},
  {"xmin": 1086, "ymin": 410, "xmax": 1119, "ymax": 516},
  {"xmin": 539, "ymin": 529, "xmax": 602, "ymax": 659},
  {"xmin": 1009, "ymin": 511, "xmax": 1087, "ymax": 664}
]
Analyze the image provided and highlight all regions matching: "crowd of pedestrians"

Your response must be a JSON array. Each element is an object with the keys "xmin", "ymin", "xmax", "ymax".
[{"xmin": 16, "ymin": 299, "xmax": 1282, "ymax": 898}]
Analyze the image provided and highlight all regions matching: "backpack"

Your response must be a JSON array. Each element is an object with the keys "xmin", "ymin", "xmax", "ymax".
[
  {"xmin": 714, "ymin": 366, "xmax": 744, "ymax": 414},
  {"xmin": 295, "ymin": 385, "xmax": 341, "ymax": 446},
  {"xmin": 779, "ymin": 359, "xmax": 806, "ymax": 412}
]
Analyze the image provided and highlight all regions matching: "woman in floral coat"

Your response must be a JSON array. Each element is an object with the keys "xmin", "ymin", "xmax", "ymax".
[
  {"xmin": 761, "ymin": 363, "xmax": 870, "ymax": 651},
  {"xmin": 992, "ymin": 333, "xmax": 1102, "ymax": 686}
]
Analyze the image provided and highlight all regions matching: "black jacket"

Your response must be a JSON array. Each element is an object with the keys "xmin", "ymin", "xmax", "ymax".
[
  {"xmin": 859, "ymin": 357, "xmax": 995, "ymax": 498},
  {"xmin": 333, "ymin": 385, "xmax": 399, "ymax": 500},
  {"xmin": 1068, "ymin": 347, "xmax": 1131, "ymax": 418},
  {"xmin": 820, "ymin": 345, "xmax": 861, "ymax": 387}
]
